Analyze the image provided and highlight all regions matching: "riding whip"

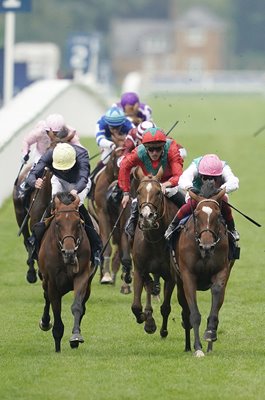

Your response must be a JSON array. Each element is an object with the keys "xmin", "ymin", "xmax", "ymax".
[
  {"xmin": 100, "ymin": 206, "xmax": 127, "ymax": 257},
  {"xmin": 88, "ymin": 151, "xmax": 101, "ymax": 161},
  {"xmin": 18, "ymin": 167, "xmax": 49, "ymax": 237},
  {"xmin": 253, "ymin": 124, "xmax": 265, "ymax": 137},
  {"xmin": 14, "ymin": 151, "xmax": 30, "ymax": 186},
  {"xmin": 224, "ymin": 200, "xmax": 261, "ymax": 227},
  {"xmin": 166, "ymin": 120, "xmax": 179, "ymax": 136}
]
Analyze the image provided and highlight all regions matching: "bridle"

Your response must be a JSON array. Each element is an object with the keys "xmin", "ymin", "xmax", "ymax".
[
  {"xmin": 54, "ymin": 209, "xmax": 83, "ymax": 258},
  {"xmin": 138, "ymin": 179, "xmax": 165, "ymax": 231},
  {"xmin": 192, "ymin": 199, "xmax": 221, "ymax": 251}
]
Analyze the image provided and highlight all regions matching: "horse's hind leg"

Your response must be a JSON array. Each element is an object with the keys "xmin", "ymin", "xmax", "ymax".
[{"xmin": 160, "ymin": 279, "xmax": 175, "ymax": 338}]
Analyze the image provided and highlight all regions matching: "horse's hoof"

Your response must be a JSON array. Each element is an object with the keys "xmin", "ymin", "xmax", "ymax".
[
  {"xmin": 39, "ymin": 320, "xmax": 52, "ymax": 331},
  {"xmin": 100, "ymin": 272, "xmax": 113, "ymax": 284},
  {"xmin": 120, "ymin": 285, "xmax": 131, "ymax": 295},
  {"xmin": 26, "ymin": 269, "xmax": 37, "ymax": 284},
  {"xmin": 160, "ymin": 329, "xmax": 168, "ymax": 338},
  {"xmin": 204, "ymin": 329, "xmax": 217, "ymax": 342},
  {"xmin": 144, "ymin": 319, "xmax": 157, "ymax": 334},
  {"xmin": 70, "ymin": 333, "xmax": 84, "ymax": 348},
  {"xmin": 194, "ymin": 350, "xmax": 205, "ymax": 358}
]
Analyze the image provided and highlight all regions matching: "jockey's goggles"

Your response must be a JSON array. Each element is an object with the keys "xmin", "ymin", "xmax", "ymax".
[
  {"xmin": 201, "ymin": 175, "xmax": 220, "ymax": 181},
  {"xmin": 146, "ymin": 146, "xmax": 164, "ymax": 153}
]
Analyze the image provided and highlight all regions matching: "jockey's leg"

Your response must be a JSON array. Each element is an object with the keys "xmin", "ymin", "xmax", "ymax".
[
  {"xmin": 79, "ymin": 204, "xmax": 103, "ymax": 267},
  {"xmin": 125, "ymin": 198, "xmax": 138, "ymax": 239},
  {"xmin": 164, "ymin": 199, "xmax": 197, "ymax": 240},
  {"xmin": 221, "ymin": 199, "xmax": 240, "ymax": 241}
]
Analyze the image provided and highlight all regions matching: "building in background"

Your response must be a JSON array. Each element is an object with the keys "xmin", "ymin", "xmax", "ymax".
[{"xmin": 110, "ymin": 6, "xmax": 225, "ymax": 85}]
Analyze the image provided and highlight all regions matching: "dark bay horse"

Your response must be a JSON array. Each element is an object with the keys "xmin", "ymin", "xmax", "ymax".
[
  {"xmin": 92, "ymin": 147, "xmax": 132, "ymax": 293},
  {"xmin": 171, "ymin": 182, "xmax": 235, "ymax": 357},
  {"xmin": 38, "ymin": 192, "xmax": 96, "ymax": 352},
  {"xmin": 131, "ymin": 167, "xmax": 178, "ymax": 336},
  {"xmin": 13, "ymin": 165, "xmax": 52, "ymax": 283}
]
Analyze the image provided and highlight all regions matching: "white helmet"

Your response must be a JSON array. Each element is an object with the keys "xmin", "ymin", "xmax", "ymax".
[
  {"xmin": 137, "ymin": 120, "xmax": 156, "ymax": 140},
  {"xmin": 52, "ymin": 143, "xmax": 76, "ymax": 170},
  {"xmin": 45, "ymin": 114, "xmax": 65, "ymax": 132}
]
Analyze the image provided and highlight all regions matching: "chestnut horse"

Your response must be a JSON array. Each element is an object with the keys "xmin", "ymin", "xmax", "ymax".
[
  {"xmin": 171, "ymin": 181, "xmax": 235, "ymax": 357},
  {"xmin": 92, "ymin": 147, "xmax": 132, "ymax": 293},
  {"xmin": 13, "ymin": 165, "xmax": 52, "ymax": 283},
  {"xmin": 131, "ymin": 167, "xmax": 178, "ymax": 336},
  {"xmin": 38, "ymin": 192, "xmax": 96, "ymax": 352}
]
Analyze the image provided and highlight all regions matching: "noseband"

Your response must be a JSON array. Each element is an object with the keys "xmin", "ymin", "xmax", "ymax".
[
  {"xmin": 138, "ymin": 179, "xmax": 165, "ymax": 231},
  {"xmin": 193, "ymin": 199, "xmax": 221, "ymax": 249},
  {"xmin": 54, "ymin": 209, "xmax": 82, "ymax": 256}
]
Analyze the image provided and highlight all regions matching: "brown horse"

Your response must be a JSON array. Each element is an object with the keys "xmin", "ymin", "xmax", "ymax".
[
  {"xmin": 13, "ymin": 165, "xmax": 52, "ymax": 283},
  {"xmin": 38, "ymin": 192, "xmax": 96, "ymax": 352},
  {"xmin": 92, "ymin": 147, "xmax": 132, "ymax": 293},
  {"xmin": 131, "ymin": 167, "xmax": 178, "ymax": 336},
  {"xmin": 171, "ymin": 181, "xmax": 235, "ymax": 357}
]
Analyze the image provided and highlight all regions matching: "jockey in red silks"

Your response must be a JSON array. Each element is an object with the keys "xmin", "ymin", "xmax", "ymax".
[
  {"xmin": 113, "ymin": 92, "xmax": 152, "ymax": 127},
  {"xmin": 118, "ymin": 127, "xmax": 185, "ymax": 239},
  {"xmin": 164, "ymin": 154, "xmax": 240, "ymax": 241}
]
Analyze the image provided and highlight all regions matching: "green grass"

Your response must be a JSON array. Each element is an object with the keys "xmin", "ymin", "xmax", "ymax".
[{"xmin": 1, "ymin": 94, "xmax": 265, "ymax": 400}]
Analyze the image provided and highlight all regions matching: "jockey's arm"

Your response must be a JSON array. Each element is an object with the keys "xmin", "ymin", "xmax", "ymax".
[
  {"xmin": 220, "ymin": 164, "xmax": 239, "ymax": 193},
  {"xmin": 178, "ymin": 162, "xmax": 198, "ymax": 191}
]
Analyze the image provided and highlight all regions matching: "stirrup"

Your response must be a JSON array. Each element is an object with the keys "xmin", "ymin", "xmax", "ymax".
[{"xmin": 231, "ymin": 230, "xmax": 240, "ymax": 241}]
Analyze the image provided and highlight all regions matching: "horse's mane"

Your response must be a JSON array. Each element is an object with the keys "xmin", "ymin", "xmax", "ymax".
[
  {"xmin": 53, "ymin": 192, "xmax": 76, "ymax": 206},
  {"xmin": 200, "ymin": 180, "xmax": 220, "ymax": 198}
]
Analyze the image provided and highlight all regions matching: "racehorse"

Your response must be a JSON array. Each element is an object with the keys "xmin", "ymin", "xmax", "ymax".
[
  {"xmin": 92, "ymin": 147, "xmax": 132, "ymax": 293},
  {"xmin": 171, "ymin": 181, "xmax": 235, "ymax": 357},
  {"xmin": 38, "ymin": 192, "xmax": 96, "ymax": 352},
  {"xmin": 131, "ymin": 167, "xmax": 178, "ymax": 336},
  {"xmin": 13, "ymin": 165, "xmax": 52, "ymax": 283}
]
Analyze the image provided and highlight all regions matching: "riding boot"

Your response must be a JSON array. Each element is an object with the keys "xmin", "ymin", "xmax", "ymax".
[
  {"xmin": 226, "ymin": 218, "xmax": 240, "ymax": 241},
  {"xmin": 125, "ymin": 199, "xmax": 139, "ymax": 239},
  {"xmin": 168, "ymin": 191, "xmax": 186, "ymax": 208},
  {"xmin": 79, "ymin": 204, "xmax": 103, "ymax": 267},
  {"xmin": 164, "ymin": 215, "xmax": 180, "ymax": 240}
]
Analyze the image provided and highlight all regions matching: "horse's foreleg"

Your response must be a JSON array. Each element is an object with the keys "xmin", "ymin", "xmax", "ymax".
[
  {"xmin": 204, "ymin": 272, "xmax": 228, "ymax": 344},
  {"xmin": 49, "ymin": 285, "xmax": 64, "ymax": 353},
  {"xmin": 160, "ymin": 278, "xmax": 175, "ymax": 338},
  {"xmin": 39, "ymin": 280, "xmax": 52, "ymax": 331},
  {"xmin": 143, "ymin": 278, "xmax": 156, "ymax": 334},
  {"xmin": 70, "ymin": 274, "xmax": 91, "ymax": 348},
  {"xmin": 182, "ymin": 271, "xmax": 203, "ymax": 357},
  {"xmin": 176, "ymin": 279, "xmax": 191, "ymax": 352},
  {"xmin": 131, "ymin": 269, "xmax": 145, "ymax": 324}
]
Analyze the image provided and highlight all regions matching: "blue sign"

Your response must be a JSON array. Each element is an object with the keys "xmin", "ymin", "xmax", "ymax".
[
  {"xmin": 67, "ymin": 35, "xmax": 91, "ymax": 73},
  {"xmin": 0, "ymin": 0, "xmax": 31, "ymax": 12}
]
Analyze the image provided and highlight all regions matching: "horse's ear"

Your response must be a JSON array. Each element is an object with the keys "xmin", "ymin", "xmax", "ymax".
[
  {"xmin": 54, "ymin": 195, "xmax": 60, "ymax": 209},
  {"xmin": 189, "ymin": 189, "xmax": 201, "ymax": 202},
  {"xmin": 155, "ymin": 166, "xmax": 164, "ymax": 181},
  {"xmin": 135, "ymin": 166, "xmax": 145, "ymax": 180},
  {"xmin": 73, "ymin": 195, "xmax": 80, "ymax": 209},
  {"xmin": 214, "ymin": 188, "xmax": 226, "ymax": 203}
]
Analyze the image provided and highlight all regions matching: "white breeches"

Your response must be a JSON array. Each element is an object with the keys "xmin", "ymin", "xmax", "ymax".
[{"xmin": 51, "ymin": 175, "xmax": 91, "ymax": 205}]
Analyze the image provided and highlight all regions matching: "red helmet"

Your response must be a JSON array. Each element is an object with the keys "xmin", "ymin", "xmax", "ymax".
[
  {"xmin": 198, "ymin": 154, "xmax": 223, "ymax": 176},
  {"xmin": 142, "ymin": 127, "xmax": 166, "ymax": 145}
]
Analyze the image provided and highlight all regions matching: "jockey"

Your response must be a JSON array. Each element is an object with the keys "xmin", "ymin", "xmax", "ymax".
[
  {"xmin": 92, "ymin": 106, "xmax": 133, "ymax": 178},
  {"xmin": 19, "ymin": 114, "xmax": 82, "ymax": 200},
  {"xmin": 114, "ymin": 92, "xmax": 152, "ymax": 126},
  {"xmin": 22, "ymin": 113, "xmax": 81, "ymax": 164},
  {"xmin": 164, "ymin": 154, "xmax": 240, "ymax": 242},
  {"xmin": 118, "ymin": 127, "xmax": 185, "ymax": 239},
  {"xmin": 26, "ymin": 143, "xmax": 103, "ymax": 267}
]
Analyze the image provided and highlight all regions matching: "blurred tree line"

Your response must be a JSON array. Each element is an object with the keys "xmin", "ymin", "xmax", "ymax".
[{"xmin": 0, "ymin": 0, "xmax": 264, "ymax": 72}]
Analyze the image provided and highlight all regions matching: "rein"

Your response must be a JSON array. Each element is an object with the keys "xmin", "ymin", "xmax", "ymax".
[
  {"xmin": 54, "ymin": 208, "xmax": 83, "ymax": 254},
  {"xmin": 192, "ymin": 198, "xmax": 221, "ymax": 248}
]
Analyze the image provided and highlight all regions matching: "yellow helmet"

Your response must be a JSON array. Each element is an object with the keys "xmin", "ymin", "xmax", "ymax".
[{"xmin": 52, "ymin": 143, "xmax": 76, "ymax": 170}]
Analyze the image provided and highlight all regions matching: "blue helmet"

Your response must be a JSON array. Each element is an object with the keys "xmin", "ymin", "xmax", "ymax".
[{"xmin": 104, "ymin": 106, "xmax": 126, "ymax": 126}]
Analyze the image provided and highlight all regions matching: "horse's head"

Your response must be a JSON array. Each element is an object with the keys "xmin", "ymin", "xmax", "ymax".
[
  {"xmin": 189, "ymin": 182, "xmax": 226, "ymax": 258},
  {"xmin": 136, "ymin": 167, "xmax": 164, "ymax": 231},
  {"xmin": 53, "ymin": 192, "xmax": 83, "ymax": 267}
]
